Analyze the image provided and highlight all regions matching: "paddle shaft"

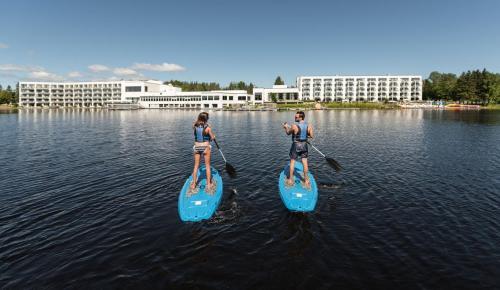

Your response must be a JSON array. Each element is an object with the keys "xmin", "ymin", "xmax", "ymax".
[
  {"xmin": 213, "ymin": 139, "xmax": 228, "ymax": 163},
  {"xmin": 307, "ymin": 142, "xmax": 326, "ymax": 158}
]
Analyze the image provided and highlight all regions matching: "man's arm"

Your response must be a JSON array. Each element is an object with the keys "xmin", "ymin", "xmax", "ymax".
[
  {"xmin": 308, "ymin": 125, "xmax": 314, "ymax": 139},
  {"xmin": 283, "ymin": 122, "xmax": 292, "ymax": 135}
]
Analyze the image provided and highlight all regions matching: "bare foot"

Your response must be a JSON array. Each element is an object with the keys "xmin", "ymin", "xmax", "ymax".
[
  {"xmin": 187, "ymin": 181, "xmax": 199, "ymax": 197},
  {"xmin": 302, "ymin": 177, "xmax": 311, "ymax": 190},
  {"xmin": 205, "ymin": 181, "xmax": 217, "ymax": 195},
  {"xmin": 285, "ymin": 177, "xmax": 294, "ymax": 187}
]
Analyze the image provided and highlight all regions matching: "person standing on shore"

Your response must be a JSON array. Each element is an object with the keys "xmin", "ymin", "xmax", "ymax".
[
  {"xmin": 282, "ymin": 111, "xmax": 314, "ymax": 188},
  {"xmin": 189, "ymin": 112, "xmax": 216, "ymax": 195}
]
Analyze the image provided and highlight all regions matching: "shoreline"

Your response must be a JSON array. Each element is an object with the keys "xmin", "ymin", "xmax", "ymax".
[{"xmin": 7, "ymin": 103, "xmax": 500, "ymax": 111}]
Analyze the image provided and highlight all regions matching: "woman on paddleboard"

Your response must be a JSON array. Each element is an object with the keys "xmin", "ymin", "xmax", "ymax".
[
  {"xmin": 282, "ymin": 111, "xmax": 314, "ymax": 188},
  {"xmin": 190, "ymin": 112, "xmax": 216, "ymax": 195}
]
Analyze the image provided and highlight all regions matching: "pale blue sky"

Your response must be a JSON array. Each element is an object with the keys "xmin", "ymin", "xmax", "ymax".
[{"xmin": 1, "ymin": 0, "xmax": 500, "ymax": 87}]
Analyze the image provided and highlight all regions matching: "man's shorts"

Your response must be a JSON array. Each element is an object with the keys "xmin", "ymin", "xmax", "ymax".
[{"xmin": 289, "ymin": 141, "xmax": 308, "ymax": 160}]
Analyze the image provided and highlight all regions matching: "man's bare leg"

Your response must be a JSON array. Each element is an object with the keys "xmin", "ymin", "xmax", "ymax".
[
  {"xmin": 286, "ymin": 158, "xmax": 295, "ymax": 186},
  {"xmin": 302, "ymin": 157, "xmax": 311, "ymax": 189}
]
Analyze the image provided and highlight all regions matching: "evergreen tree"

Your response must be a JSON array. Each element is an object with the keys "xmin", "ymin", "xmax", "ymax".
[{"xmin": 274, "ymin": 76, "xmax": 284, "ymax": 85}]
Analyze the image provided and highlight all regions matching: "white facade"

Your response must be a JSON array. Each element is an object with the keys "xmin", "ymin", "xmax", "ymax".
[
  {"xmin": 297, "ymin": 75, "xmax": 422, "ymax": 102},
  {"xmin": 139, "ymin": 90, "xmax": 252, "ymax": 109},
  {"xmin": 19, "ymin": 81, "xmax": 124, "ymax": 107},
  {"xmin": 252, "ymin": 85, "xmax": 299, "ymax": 103},
  {"xmin": 18, "ymin": 75, "xmax": 423, "ymax": 108},
  {"xmin": 18, "ymin": 80, "xmax": 250, "ymax": 108}
]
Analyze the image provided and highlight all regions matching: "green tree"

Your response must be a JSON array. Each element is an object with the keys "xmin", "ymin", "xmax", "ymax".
[
  {"xmin": 270, "ymin": 93, "xmax": 277, "ymax": 103},
  {"xmin": 164, "ymin": 80, "xmax": 221, "ymax": 91},
  {"xmin": 456, "ymin": 71, "xmax": 474, "ymax": 102},
  {"xmin": 423, "ymin": 71, "xmax": 457, "ymax": 100},
  {"xmin": 274, "ymin": 76, "xmax": 284, "ymax": 85},
  {"xmin": 422, "ymin": 79, "xmax": 436, "ymax": 100}
]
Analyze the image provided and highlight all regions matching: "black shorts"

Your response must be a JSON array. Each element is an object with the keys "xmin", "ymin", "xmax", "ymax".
[{"xmin": 289, "ymin": 142, "xmax": 308, "ymax": 160}]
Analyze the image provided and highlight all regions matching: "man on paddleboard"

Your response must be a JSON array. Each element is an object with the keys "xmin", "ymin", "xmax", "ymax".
[
  {"xmin": 189, "ymin": 112, "xmax": 216, "ymax": 196},
  {"xmin": 282, "ymin": 111, "xmax": 314, "ymax": 188}
]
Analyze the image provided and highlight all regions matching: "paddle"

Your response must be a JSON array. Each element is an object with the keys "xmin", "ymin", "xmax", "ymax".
[
  {"xmin": 213, "ymin": 139, "xmax": 237, "ymax": 178},
  {"xmin": 306, "ymin": 141, "xmax": 342, "ymax": 172}
]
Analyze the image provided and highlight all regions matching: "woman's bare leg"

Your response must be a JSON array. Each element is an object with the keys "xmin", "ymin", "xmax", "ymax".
[
  {"xmin": 191, "ymin": 153, "xmax": 201, "ymax": 189},
  {"xmin": 204, "ymin": 148, "xmax": 212, "ymax": 187}
]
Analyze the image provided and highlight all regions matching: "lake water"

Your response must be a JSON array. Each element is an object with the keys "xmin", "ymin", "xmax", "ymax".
[{"xmin": 1, "ymin": 109, "xmax": 499, "ymax": 289}]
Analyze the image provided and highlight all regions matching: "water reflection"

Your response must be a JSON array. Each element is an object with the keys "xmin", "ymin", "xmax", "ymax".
[
  {"xmin": 423, "ymin": 109, "xmax": 500, "ymax": 125},
  {"xmin": 1, "ymin": 108, "xmax": 499, "ymax": 289}
]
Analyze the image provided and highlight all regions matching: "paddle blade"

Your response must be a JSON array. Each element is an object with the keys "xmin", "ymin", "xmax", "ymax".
[
  {"xmin": 225, "ymin": 162, "xmax": 237, "ymax": 178},
  {"xmin": 326, "ymin": 157, "xmax": 342, "ymax": 172}
]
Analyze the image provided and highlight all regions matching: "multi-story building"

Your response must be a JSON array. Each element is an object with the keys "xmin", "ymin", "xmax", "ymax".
[
  {"xmin": 296, "ymin": 75, "xmax": 422, "ymax": 102},
  {"xmin": 19, "ymin": 74, "xmax": 423, "ymax": 108},
  {"xmin": 18, "ymin": 80, "xmax": 252, "ymax": 108}
]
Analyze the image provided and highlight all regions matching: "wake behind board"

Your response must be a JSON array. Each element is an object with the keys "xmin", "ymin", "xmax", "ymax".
[
  {"xmin": 278, "ymin": 161, "xmax": 318, "ymax": 212},
  {"xmin": 179, "ymin": 166, "xmax": 223, "ymax": 222}
]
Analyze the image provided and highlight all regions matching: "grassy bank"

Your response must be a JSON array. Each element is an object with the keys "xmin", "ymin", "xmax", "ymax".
[
  {"xmin": 0, "ymin": 104, "xmax": 18, "ymax": 110},
  {"xmin": 276, "ymin": 102, "xmax": 316, "ymax": 109},
  {"xmin": 277, "ymin": 102, "xmax": 397, "ymax": 110},
  {"xmin": 483, "ymin": 104, "xmax": 500, "ymax": 110}
]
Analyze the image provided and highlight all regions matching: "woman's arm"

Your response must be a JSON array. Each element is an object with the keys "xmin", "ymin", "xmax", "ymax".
[{"xmin": 206, "ymin": 126, "xmax": 216, "ymax": 141}]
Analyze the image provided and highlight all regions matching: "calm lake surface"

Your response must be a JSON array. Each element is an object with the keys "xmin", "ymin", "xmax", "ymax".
[{"xmin": 1, "ymin": 109, "xmax": 499, "ymax": 289}]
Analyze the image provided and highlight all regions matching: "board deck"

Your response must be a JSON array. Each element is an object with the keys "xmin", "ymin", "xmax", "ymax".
[
  {"xmin": 178, "ymin": 166, "xmax": 223, "ymax": 222},
  {"xmin": 278, "ymin": 161, "xmax": 318, "ymax": 212}
]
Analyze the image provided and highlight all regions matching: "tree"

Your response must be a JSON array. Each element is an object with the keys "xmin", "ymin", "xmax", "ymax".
[
  {"xmin": 274, "ymin": 76, "xmax": 284, "ymax": 85},
  {"xmin": 247, "ymin": 82, "xmax": 254, "ymax": 94},
  {"xmin": 164, "ymin": 80, "xmax": 221, "ymax": 91},
  {"xmin": 270, "ymin": 93, "xmax": 277, "ymax": 103},
  {"xmin": 423, "ymin": 71, "xmax": 457, "ymax": 100},
  {"xmin": 15, "ymin": 82, "xmax": 19, "ymax": 104},
  {"xmin": 422, "ymin": 79, "xmax": 436, "ymax": 100}
]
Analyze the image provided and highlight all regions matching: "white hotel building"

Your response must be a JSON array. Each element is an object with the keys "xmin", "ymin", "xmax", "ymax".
[
  {"xmin": 18, "ymin": 80, "xmax": 253, "ymax": 109},
  {"xmin": 297, "ymin": 75, "xmax": 422, "ymax": 102},
  {"xmin": 18, "ymin": 74, "xmax": 423, "ymax": 108}
]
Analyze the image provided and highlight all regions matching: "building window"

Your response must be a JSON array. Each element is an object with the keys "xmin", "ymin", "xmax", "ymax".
[
  {"xmin": 125, "ymin": 86, "xmax": 141, "ymax": 92},
  {"xmin": 238, "ymin": 96, "xmax": 246, "ymax": 101},
  {"xmin": 229, "ymin": 96, "xmax": 233, "ymax": 101},
  {"xmin": 214, "ymin": 96, "xmax": 220, "ymax": 100},
  {"xmin": 255, "ymin": 93, "xmax": 262, "ymax": 101},
  {"xmin": 223, "ymin": 96, "xmax": 227, "ymax": 100}
]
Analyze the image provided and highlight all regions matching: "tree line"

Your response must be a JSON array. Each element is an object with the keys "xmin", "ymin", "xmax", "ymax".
[
  {"xmin": 165, "ymin": 80, "xmax": 255, "ymax": 94},
  {"xmin": 423, "ymin": 69, "xmax": 500, "ymax": 104},
  {"xmin": 0, "ymin": 84, "xmax": 18, "ymax": 104}
]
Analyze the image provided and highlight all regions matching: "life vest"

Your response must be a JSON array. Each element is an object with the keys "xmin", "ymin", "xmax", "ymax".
[
  {"xmin": 292, "ymin": 121, "xmax": 308, "ymax": 142},
  {"xmin": 194, "ymin": 123, "xmax": 210, "ymax": 142}
]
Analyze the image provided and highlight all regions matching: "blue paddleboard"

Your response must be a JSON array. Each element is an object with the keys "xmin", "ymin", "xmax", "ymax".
[
  {"xmin": 178, "ymin": 166, "xmax": 223, "ymax": 222},
  {"xmin": 278, "ymin": 161, "xmax": 318, "ymax": 212}
]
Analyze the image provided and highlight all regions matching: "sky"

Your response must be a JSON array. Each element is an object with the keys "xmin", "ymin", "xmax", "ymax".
[{"xmin": 1, "ymin": 0, "xmax": 500, "ymax": 87}]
